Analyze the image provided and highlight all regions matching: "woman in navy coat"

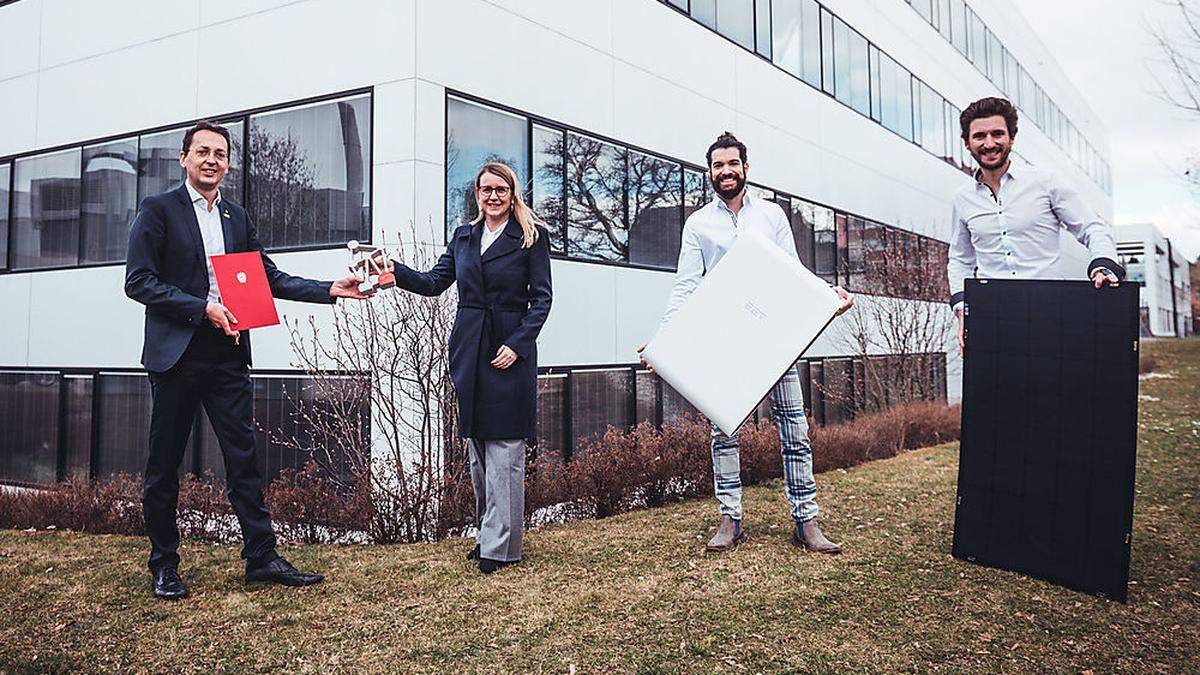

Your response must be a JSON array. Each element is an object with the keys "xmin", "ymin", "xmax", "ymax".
[{"xmin": 391, "ymin": 162, "xmax": 552, "ymax": 574}]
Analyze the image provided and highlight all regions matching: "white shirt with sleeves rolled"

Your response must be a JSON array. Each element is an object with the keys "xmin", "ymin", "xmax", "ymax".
[{"xmin": 660, "ymin": 191, "xmax": 798, "ymax": 330}]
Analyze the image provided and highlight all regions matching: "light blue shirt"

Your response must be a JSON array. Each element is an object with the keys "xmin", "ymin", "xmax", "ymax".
[
  {"xmin": 947, "ymin": 159, "xmax": 1119, "ymax": 310},
  {"xmin": 660, "ymin": 190, "xmax": 798, "ymax": 329}
]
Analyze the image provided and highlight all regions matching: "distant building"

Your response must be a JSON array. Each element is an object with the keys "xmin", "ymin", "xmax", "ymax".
[{"xmin": 1115, "ymin": 223, "xmax": 1193, "ymax": 337}]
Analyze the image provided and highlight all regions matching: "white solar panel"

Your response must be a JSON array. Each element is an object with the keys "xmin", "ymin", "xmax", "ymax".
[{"xmin": 642, "ymin": 229, "xmax": 842, "ymax": 436}]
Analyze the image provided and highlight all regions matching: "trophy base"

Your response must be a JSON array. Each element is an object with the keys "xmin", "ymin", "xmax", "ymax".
[{"xmin": 357, "ymin": 280, "xmax": 376, "ymax": 294}]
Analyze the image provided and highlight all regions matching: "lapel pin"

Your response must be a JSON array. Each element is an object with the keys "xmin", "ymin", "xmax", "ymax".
[{"xmin": 222, "ymin": 210, "xmax": 231, "ymax": 219}]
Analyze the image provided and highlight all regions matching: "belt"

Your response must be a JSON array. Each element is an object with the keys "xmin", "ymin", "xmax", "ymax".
[
  {"xmin": 457, "ymin": 302, "xmax": 526, "ymax": 353},
  {"xmin": 457, "ymin": 302, "xmax": 528, "ymax": 312}
]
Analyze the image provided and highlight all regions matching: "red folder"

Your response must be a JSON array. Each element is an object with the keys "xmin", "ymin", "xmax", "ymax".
[{"xmin": 210, "ymin": 252, "xmax": 280, "ymax": 330}]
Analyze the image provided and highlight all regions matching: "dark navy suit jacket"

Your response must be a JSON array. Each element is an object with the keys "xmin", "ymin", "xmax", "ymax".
[
  {"xmin": 393, "ymin": 220, "xmax": 552, "ymax": 440},
  {"xmin": 124, "ymin": 183, "xmax": 334, "ymax": 373}
]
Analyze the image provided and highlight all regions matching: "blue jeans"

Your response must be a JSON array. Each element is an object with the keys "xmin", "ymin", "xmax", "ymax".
[{"xmin": 711, "ymin": 364, "xmax": 818, "ymax": 523}]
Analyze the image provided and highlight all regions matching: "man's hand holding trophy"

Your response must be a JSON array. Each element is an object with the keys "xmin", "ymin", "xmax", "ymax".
[{"xmin": 346, "ymin": 240, "xmax": 396, "ymax": 296}]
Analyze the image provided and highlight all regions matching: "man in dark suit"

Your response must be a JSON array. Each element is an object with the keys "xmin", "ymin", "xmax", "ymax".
[{"xmin": 124, "ymin": 120, "xmax": 369, "ymax": 599}]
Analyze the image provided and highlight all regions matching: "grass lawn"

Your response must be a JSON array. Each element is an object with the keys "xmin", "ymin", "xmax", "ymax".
[{"xmin": 1, "ymin": 339, "xmax": 1197, "ymax": 673}]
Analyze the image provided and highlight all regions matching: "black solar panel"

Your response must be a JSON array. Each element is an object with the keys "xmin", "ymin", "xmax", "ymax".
[{"xmin": 952, "ymin": 279, "xmax": 1140, "ymax": 601}]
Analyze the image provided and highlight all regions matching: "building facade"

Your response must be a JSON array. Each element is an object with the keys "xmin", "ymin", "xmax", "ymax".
[
  {"xmin": 0, "ymin": 0, "xmax": 1112, "ymax": 486},
  {"xmin": 1115, "ymin": 223, "xmax": 1194, "ymax": 338}
]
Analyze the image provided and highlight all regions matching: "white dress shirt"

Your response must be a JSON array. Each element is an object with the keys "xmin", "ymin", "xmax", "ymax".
[
  {"xmin": 947, "ymin": 159, "xmax": 1120, "ymax": 310},
  {"xmin": 661, "ymin": 191, "xmax": 798, "ymax": 329},
  {"xmin": 481, "ymin": 220, "xmax": 506, "ymax": 255},
  {"xmin": 185, "ymin": 181, "xmax": 226, "ymax": 304}
]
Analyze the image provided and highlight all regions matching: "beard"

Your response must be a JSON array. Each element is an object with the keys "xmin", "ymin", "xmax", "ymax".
[
  {"xmin": 711, "ymin": 172, "xmax": 746, "ymax": 200},
  {"xmin": 972, "ymin": 144, "xmax": 1011, "ymax": 171}
]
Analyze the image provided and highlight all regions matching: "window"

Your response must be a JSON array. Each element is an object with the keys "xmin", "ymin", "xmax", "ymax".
[
  {"xmin": 11, "ymin": 148, "xmax": 81, "ymax": 270},
  {"xmin": 844, "ymin": 215, "xmax": 865, "ymax": 288},
  {"xmin": 248, "ymin": 93, "xmax": 371, "ymax": 250},
  {"xmin": 0, "ymin": 372, "xmax": 60, "ymax": 485},
  {"xmin": 945, "ymin": 100, "xmax": 965, "ymax": 169},
  {"xmin": 95, "ymin": 374, "xmax": 158, "ymax": 478},
  {"xmin": 683, "ymin": 167, "xmax": 709, "ymax": 221},
  {"xmin": 533, "ymin": 124, "xmax": 566, "ymax": 253},
  {"xmin": 949, "ymin": 0, "xmax": 967, "ymax": 54},
  {"xmin": 914, "ymin": 80, "xmax": 946, "ymax": 158},
  {"xmin": 911, "ymin": 0, "xmax": 934, "ymax": 24},
  {"xmin": 635, "ymin": 370, "xmax": 660, "ymax": 427},
  {"xmin": 967, "ymin": 8, "xmax": 987, "ymax": 69},
  {"xmin": 770, "ymin": 0, "xmax": 822, "ymax": 86},
  {"xmin": 936, "ymin": 0, "xmax": 953, "ymax": 41},
  {"xmin": 62, "ymin": 375, "xmax": 93, "ymax": 482},
  {"xmin": 828, "ymin": 14, "xmax": 870, "ymax": 116},
  {"xmin": 754, "ymin": 0, "xmax": 771, "ymax": 58},
  {"xmin": 812, "ymin": 203, "xmax": 837, "ymax": 283},
  {"xmin": 1004, "ymin": 49, "xmax": 1020, "ymax": 104},
  {"xmin": 80, "ymin": 137, "xmax": 137, "ymax": 264},
  {"xmin": 567, "ymin": 133, "xmax": 627, "ymax": 262},
  {"xmin": 716, "ymin": 0, "xmax": 754, "ymax": 50},
  {"xmin": 445, "ymin": 97, "xmax": 528, "ymax": 242},
  {"xmin": 870, "ymin": 47, "xmax": 914, "ymax": 141},
  {"xmin": 792, "ymin": 198, "xmax": 816, "ymax": 270},
  {"xmin": 628, "ymin": 150, "xmax": 682, "ymax": 269},
  {"xmin": 861, "ymin": 220, "xmax": 889, "ymax": 293},
  {"xmin": 691, "ymin": 0, "xmax": 716, "ymax": 29},
  {"xmin": 536, "ymin": 374, "xmax": 568, "ymax": 456},
  {"xmin": 215, "ymin": 118, "xmax": 246, "ymax": 207},
  {"xmin": 985, "ymin": 29, "xmax": 1003, "ymax": 85},
  {"xmin": 0, "ymin": 163, "xmax": 9, "ymax": 269},
  {"xmin": 570, "ymin": 369, "xmax": 634, "ymax": 447},
  {"xmin": 137, "ymin": 126, "xmax": 189, "ymax": 200}
]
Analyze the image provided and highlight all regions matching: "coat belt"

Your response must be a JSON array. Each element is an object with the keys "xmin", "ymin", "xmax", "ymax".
[
  {"xmin": 457, "ymin": 302, "xmax": 528, "ymax": 312},
  {"xmin": 457, "ymin": 302, "xmax": 527, "ymax": 353}
]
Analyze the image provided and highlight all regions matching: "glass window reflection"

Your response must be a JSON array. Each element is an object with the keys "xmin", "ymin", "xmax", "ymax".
[
  {"xmin": 12, "ymin": 148, "xmax": 81, "ymax": 270},
  {"xmin": 80, "ymin": 138, "xmax": 137, "ymax": 264},
  {"xmin": 445, "ymin": 96, "xmax": 528, "ymax": 243},
  {"xmin": 249, "ymin": 93, "xmax": 371, "ymax": 250},
  {"xmin": 566, "ymin": 132, "xmax": 627, "ymax": 262},
  {"xmin": 628, "ymin": 150, "xmax": 682, "ymax": 269}
]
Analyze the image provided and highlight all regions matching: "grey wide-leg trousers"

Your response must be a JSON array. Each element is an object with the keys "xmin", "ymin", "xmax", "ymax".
[{"xmin": 467, "ymin": 438, "xmax": 525, "ymax": 562}]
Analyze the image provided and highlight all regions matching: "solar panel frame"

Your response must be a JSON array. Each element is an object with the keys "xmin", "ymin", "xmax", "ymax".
[{"xmin": 952, "ymin": 279, "xmax": 1140, "ymax": 602}]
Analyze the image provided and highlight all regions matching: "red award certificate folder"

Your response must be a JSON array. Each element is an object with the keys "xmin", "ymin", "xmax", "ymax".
[{"xmin": 210, "ymin": 252, "xmax": 280, "ymax": 330}]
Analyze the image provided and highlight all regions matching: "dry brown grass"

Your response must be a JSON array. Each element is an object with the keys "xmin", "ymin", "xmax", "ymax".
[{"xmin": 0, "ymin": 340, "xmax": 1196, "ymax": 672}]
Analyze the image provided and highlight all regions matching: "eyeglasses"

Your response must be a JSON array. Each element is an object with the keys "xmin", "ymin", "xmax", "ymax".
[{"xmin": 478, "ymin": 186, "xmax": 511, "ymax": 197}]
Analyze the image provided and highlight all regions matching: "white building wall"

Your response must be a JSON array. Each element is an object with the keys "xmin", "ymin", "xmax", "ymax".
[{"xmin": 1, "ymin": 0, "xmax": 1112, "ymax": 400}]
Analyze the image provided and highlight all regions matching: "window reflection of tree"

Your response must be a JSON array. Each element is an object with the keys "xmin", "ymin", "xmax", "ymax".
[
  {"xmin": 565, "ymin": 133, "xmax": 627, "ymax": 261},
  {"xmin": 627, "ymin": 150, "xmax": 681, "ymax": 268},
  {"xmin": 249, "ymin": 126, "xmax": 317, "ymax": 249},
  {"xmin": 558, "ymin": 133, "xmax": 683, "ymax": 265},
  {"xmin": 249, "ymin": 100, "xmax": 367, "ymax": 250}
]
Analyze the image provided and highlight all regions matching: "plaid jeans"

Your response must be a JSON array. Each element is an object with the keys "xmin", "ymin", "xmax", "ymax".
[{"xmin": 711, "ymin": 364, "xmax": 818, "ymax": 523}]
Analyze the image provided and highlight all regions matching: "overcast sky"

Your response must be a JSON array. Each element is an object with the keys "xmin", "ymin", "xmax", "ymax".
[{"xmin": 1010, "ymin": 0, "xmax": 1200, "ymax": 261}]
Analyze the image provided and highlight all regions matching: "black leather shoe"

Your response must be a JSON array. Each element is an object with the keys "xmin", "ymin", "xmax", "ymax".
[
  {"xmin": 479, "ymin": 557, "xmax": 517, "ymax": 575},
  {"xmin": 152, "ymin": 567, "xmax": 188, "ymax": 600},
  {"xmin": 466, "ymin": 544, "xmax": 480, "ymax": 560},
  {"xmin": 245, "ymin": 557, "xmax": 324, "ymax": 587}
]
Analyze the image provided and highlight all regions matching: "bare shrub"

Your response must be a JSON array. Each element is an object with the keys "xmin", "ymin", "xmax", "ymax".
[{"xmin": 280, "ymin": 223, "xmax": 462, "ymax": 544}]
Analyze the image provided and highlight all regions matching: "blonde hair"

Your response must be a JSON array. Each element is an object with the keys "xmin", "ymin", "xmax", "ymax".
[{"xmin": 471, "ymin": 162, "xmax": 542, "ymax": 248}]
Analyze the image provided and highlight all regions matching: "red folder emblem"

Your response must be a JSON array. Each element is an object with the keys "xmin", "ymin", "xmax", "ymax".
[{"xmin": 210, "ymin": 252, "xmax": 280, "ymax": 330}]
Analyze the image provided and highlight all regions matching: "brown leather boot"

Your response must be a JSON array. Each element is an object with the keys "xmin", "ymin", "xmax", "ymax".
[
  {"xmin": 793, "ymin": 519, "xmax": 842, "ymax": 554},
  {"xmin": 705, "ymin": 515, "xmax": 745, "ymax": 552}
]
